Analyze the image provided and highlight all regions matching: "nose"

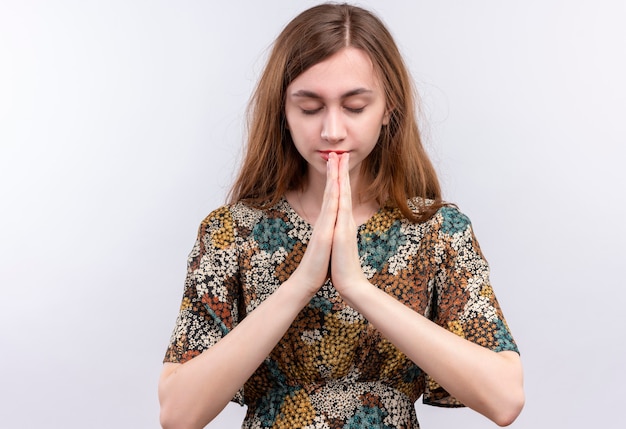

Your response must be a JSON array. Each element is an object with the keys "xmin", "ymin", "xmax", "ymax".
[{"xmin": 321, "ymin": 107, "xmax": 346, "ymax": 143}]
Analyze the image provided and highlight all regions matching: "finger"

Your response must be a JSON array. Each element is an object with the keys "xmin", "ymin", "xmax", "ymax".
[
  {"xmin": 330, "ymin": 152, "xmax": 364, "ymax": 294},
  {"xmin": 295, "ymin": 154, "xmax": 338, "ymax": 292},
  {"xmin": 336, "ymin": 153, "xmax": 355, "ymax": 234},
  {"xmin": 325, "ymin": 152, "xmax": 340, "ymax": 199},
  {"xmin": 317, "ymin": 152, "xmax": 340, "ymax": 228},
  {"xmin": 338, "ymin": 152, "xmax": 352, "ymax": 214}
]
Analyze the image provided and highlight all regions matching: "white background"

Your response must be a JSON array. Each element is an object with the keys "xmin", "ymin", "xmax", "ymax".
[{"xmin": 1, "ymin": 1, "xmax": 625, "ymax": 428}]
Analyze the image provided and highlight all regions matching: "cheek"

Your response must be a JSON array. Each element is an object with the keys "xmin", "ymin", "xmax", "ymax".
[
  {"xmin": 286, "ymin": 117, "xmax": 318, "ymax": 142},
  {"xmin": 284, "ymin": 119, "xmax": 309, "ymax": 155},
  {"xmin": 359, "ymin": 108, "xmax": 387, "ymax": 137},
  {"xmin": 360, "ymin": 121, "xmax": 384, "ymax": 145}
]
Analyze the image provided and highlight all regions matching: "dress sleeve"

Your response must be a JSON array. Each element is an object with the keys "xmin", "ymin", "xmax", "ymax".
[
  {"xmin": 163, "ymin": 205, "xmax": 245, "ymax": 405},
  {"xmin": 423, "ymin": 206, "xmax": 519, "ymax": 408}
]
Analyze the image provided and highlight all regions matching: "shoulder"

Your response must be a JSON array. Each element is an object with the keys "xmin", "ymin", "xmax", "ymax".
[
  {"xmin": 405, "ymin": 198, "xmax": 475, "ymax": 245},
  {"xmin": 433, "ymin": 205, "xmax": 472, "ymax": 236},
  {"xmin": 198, "ymin": 199, "xmax": 288, "ymax": 235},
  {"xmin": 407, "ymin": 198, "xmax": 470, "ymax": 228},
  {"xmin": 201, "ymin": 201, "xmax": 262, "ymax": 223}
]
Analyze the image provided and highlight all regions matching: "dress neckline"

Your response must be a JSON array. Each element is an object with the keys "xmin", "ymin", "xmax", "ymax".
[{"xmin": 279, "ymin": 195, "xmax": 385, "ymax": 231}]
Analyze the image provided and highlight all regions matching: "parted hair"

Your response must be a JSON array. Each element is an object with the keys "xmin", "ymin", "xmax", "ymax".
[{"xmin": 228, "ymin": 3, "xmax": 443, "ymax": 222}]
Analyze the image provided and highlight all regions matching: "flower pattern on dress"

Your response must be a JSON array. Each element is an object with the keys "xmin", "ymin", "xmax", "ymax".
[
  {"xmin": 439, "ymin": 205, "xmax": 470, "ymax": 235},
  {"xmin": 359, "ymin": 220, "xmax": 407, "ymax": 271},
  {"xmin": 253, "ymin": 216, "xmax": 297, "ymax": 253},
  {"xmin": 344, "ymin": 403, "xmax": 393, "ymax": 429},
  {"xmin": 164, "ymin": 198, "xmax": 519, "ymax": 427}
]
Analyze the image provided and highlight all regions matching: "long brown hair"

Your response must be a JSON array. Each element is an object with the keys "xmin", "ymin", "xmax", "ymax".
[{"xmin": 228, "ymin": 3, "xmax": 443, "ymax": 222}]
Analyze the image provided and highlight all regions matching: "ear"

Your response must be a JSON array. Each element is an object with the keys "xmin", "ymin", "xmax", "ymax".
[{"xmin": 382, "ymin": 107, "xmax": 393, "ymax": 126}]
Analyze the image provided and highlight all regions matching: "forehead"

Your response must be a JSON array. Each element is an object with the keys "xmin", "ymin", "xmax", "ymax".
[{"xmin": 287, "ymin": 47, "xmax": 382, "ymax": 95}]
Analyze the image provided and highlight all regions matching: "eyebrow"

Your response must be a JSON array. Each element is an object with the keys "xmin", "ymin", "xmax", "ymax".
[{"xmin": 290, "ymin": 88, "xmax": 373, "ymax": 99}]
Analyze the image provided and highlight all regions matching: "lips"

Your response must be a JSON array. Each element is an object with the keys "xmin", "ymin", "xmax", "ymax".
[{"xmin": 319, "ymin": 150, "xmax": 347, "ymax": 161}]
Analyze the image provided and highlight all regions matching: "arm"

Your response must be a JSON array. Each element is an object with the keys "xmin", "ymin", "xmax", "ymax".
[
  {"xmin": 331, "ymin": 153, "xmax": 524, "ymax": 426},
  {"xmin": 159, "ymin": 157, "xmax": 343, "ymax": 429},
  {"xmin": 340, "ymin": 282, "xmax": 524, "ymax": 426},
  {"xmin": 159, "ymin": 275, "xmax": 314, "ymax": 429}
]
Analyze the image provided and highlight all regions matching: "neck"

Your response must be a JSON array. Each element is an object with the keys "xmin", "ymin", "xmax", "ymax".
[{"xmin": 288, "ymin": 168, "xmax": 378, "ymax": 226}]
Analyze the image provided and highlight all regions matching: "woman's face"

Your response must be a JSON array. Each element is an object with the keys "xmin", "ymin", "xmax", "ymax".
[{"xmin": 284, "ymin": 47, "xmax": 389, "ymax": 181}]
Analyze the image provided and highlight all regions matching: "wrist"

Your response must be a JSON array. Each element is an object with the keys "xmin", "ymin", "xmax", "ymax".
[
  {"xmin": 281, "ymin": 271, "xmax": 321, "ymax": 306},
  {"xmin": 336, "ymin": 277, "xmax": 373, "ymax": 311}
]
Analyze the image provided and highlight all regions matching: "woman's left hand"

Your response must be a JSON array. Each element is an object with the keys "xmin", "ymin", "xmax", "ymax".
[{"xmin": 328, "ymin": 152, "xmax": 368, "ymax": 296}]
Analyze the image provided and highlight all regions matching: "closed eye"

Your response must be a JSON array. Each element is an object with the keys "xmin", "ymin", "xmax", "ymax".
[
  {"xmin": 299, "ymin": 106, "xmax": 366, "ymax": 115},
  {"xmin": 345, "ymin": 106, "xmax": 365, "ymax": 114}
]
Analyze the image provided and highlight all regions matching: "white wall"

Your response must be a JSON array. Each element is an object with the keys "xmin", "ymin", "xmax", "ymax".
[{"xmin": 1, "ymin": 1, "xmax": 624, "ymax": 428}]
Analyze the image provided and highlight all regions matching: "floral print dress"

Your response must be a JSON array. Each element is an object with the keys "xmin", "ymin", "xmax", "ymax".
[{"xmin": 164, "ymin": 197, "xmax": 518, "ymax": 428}]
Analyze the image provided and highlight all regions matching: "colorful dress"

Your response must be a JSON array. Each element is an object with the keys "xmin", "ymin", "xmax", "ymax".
[{"xmin": 164, "ymin": 197, "xmax": 518, "ymax": 428}]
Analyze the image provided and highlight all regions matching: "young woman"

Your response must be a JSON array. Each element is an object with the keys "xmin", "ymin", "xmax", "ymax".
[{"xmin": 158, "ymin": 3, "xmax": 524, "ymax": 428}]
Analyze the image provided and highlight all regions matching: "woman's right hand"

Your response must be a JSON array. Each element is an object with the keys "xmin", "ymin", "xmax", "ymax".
[
  {"xmin": 159, "ymin": 164, "xmax": 344, "ymax": 428},
  {"xmin": 289, "ymin": 153, "xmax": 341, "ymax": 296}
]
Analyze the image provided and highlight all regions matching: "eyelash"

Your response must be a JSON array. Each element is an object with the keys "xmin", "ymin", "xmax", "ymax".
[
  {"xmin": 346, "ymin": 107, "xmax": 365, "ymax": 114},
  {"xmin": 301, "ymin": 107, "xmax": 365, "ymax": 115},
  {"xmin": 301, "ymin": 108, "xmax": 322, "ymax": 115}
]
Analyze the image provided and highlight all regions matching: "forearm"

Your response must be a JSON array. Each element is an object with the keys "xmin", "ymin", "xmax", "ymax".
[
  {"xmin": 159, "ymin": 277, "xmax": 313, "ymax": 429},
  {"xmin": 341, "ymin": 280, "xmax": 524, "ymax": 426}
]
